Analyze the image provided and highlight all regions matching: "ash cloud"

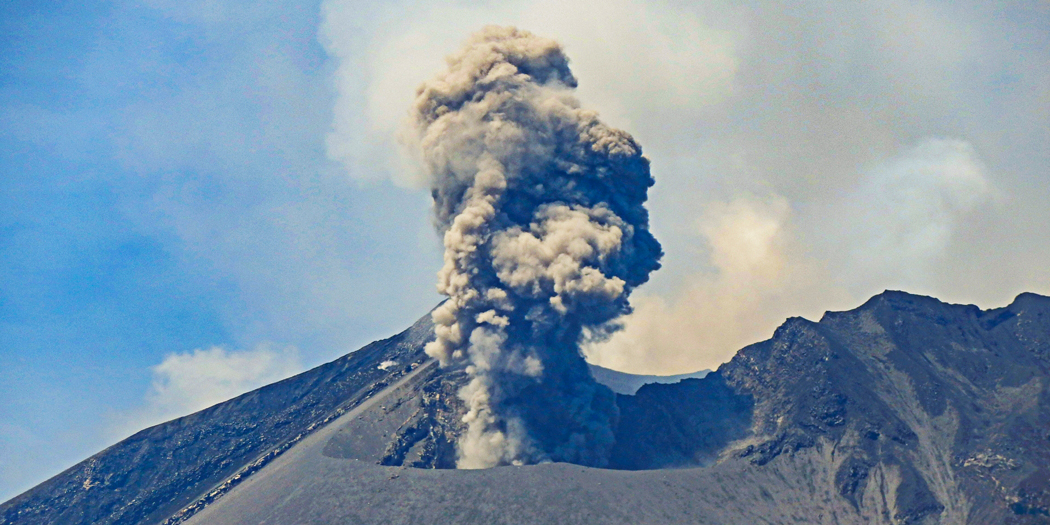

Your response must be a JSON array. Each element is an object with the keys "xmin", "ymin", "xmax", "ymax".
[{"xmin": 406, "ymin": 26, "xmax": 662, "ymax": 468}]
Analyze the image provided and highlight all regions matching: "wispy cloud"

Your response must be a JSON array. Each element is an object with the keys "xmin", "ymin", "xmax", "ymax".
[
  {"xmin": 833, "ymin": 137, "xmax": 996, "ymax": 297},
  {"xmin": 108, "ymin": 345, "xmax": 303, "ymax": 441}
]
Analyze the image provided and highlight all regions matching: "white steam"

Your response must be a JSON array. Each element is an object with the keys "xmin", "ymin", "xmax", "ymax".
[
  {"xmin": 585, "ymin": 195, "xmax": 849, "ymax": 374},
  {"xmin": 586, "ymin": 137, "xmax": 996, "ymax": 375},
  {"xmin": 836, "ymin": 138, "xmax": 995, "ymax": 296}
]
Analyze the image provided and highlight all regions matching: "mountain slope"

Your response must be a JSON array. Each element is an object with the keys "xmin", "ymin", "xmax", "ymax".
[
  {"xmin": 0, "ymin": 316, "xmax": 435, "ymax": 525},
  {"xmin": 4, "ymin": 291, "xmax": 1049, "ymax": 524},
  {"xmin": 613, "ymin": 291, "xmax": 1050, "ymax": 523},
  {"xmin": 176, "ymin": 291, "xmax": 1050, "ymax": 525}
]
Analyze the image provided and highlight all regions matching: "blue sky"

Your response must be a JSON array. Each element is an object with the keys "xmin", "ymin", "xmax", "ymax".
[
  {"xmin": 1, "ymin": 0, "xmax": 441, "ymax": 500},
  {"xmin": 2, "ymin": 0, "xmax": 1048, "ymax": 502}
]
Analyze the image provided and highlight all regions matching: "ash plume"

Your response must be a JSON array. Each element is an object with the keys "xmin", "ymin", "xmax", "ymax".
[{"xmin": 407, "ymin": 26, "xmax": 662, "ymax": 468}]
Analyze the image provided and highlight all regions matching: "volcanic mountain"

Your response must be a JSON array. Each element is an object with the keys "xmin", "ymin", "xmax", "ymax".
[{"xmin": 3, "ymin": 290, "xmax": 1049, "ymax": 524}]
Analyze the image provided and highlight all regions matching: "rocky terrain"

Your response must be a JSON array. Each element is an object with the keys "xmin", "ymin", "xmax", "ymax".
[
  {"xmin": 615, "ymin": 291, "xmax": 1050, "ymax": 523},
  {"xmin": 3, "ymin": 290, "xmax": 1049, "ymax": 524}
]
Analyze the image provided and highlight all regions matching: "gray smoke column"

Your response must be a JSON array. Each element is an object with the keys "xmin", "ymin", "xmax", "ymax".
[{"xmin": 408, "ymin": 26, "xmax": 662, "ymax": 468}]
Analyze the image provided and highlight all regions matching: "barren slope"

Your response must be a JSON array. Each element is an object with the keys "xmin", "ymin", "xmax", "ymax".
[{"xmin": 4, "ymin": 291, "xmax": 1049, "ymax": 525}]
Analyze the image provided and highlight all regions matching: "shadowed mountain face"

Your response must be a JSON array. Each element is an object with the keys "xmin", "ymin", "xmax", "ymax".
[
  {"xmin": 615, "ymin": 291, "xmax": 1050, "ymax": 523},
  {"xmin": 3, "ymin": 291, "xmax": 1049, "ymax": 524}
]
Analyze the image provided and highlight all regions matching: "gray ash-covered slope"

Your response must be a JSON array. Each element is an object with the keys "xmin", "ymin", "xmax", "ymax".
[
  {"xmin": 180, "ymin": 290, "xmax": 1050, "ymax": 524},
  {"xmin": 5, "ymin": 290, "xmax": 1050, "ymax": 525}
]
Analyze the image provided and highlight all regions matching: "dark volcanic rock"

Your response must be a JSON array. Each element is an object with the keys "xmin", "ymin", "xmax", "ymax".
[
  {"xmin": 4, "ymin": 290, "xmax": 1050, "ymax": 525},
  {"xmin": 714, "ymin": 290, "xmax": 1050, "ymax": 524},
  {"xmin": 589, "ymin": 291, "xmax": 1050, "ymax": 523},
  {"xmin": 610, "ymin": 372, "xmax": 753, "ymax": 469}
]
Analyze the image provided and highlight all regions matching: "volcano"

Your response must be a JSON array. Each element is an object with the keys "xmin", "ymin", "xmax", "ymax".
[{"xmin": 3, "ymin": 290, "xmax": 1050, "ymax": 524}]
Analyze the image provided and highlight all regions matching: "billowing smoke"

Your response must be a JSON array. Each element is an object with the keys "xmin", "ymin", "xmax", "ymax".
[{"xmin": 407, "ymin": 26, "xmax": 662, "ymax": 468}]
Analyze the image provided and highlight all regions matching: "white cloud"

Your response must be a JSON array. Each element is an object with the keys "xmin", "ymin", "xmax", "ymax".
[
  {"xmin": 831, "ymin": 137, "xmax": 995, "ymax": 298},
  {"xmin": 109, "ymin": 344, "xmax": 303, "ymax": 440}
]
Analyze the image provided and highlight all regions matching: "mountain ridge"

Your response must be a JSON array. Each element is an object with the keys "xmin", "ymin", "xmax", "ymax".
[
  {"xmin": 586, "ymin": 363, "xmax": 710, "ymax": 395},
  {"xmin": 4, "ymin": 290, "xmax": 1049, "ymax": 524}
]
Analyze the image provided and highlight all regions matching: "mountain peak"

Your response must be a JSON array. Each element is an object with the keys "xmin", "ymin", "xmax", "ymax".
[{"xmin": 5, "ymin": 290, "xmax": 1050, "ymax": 524}]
